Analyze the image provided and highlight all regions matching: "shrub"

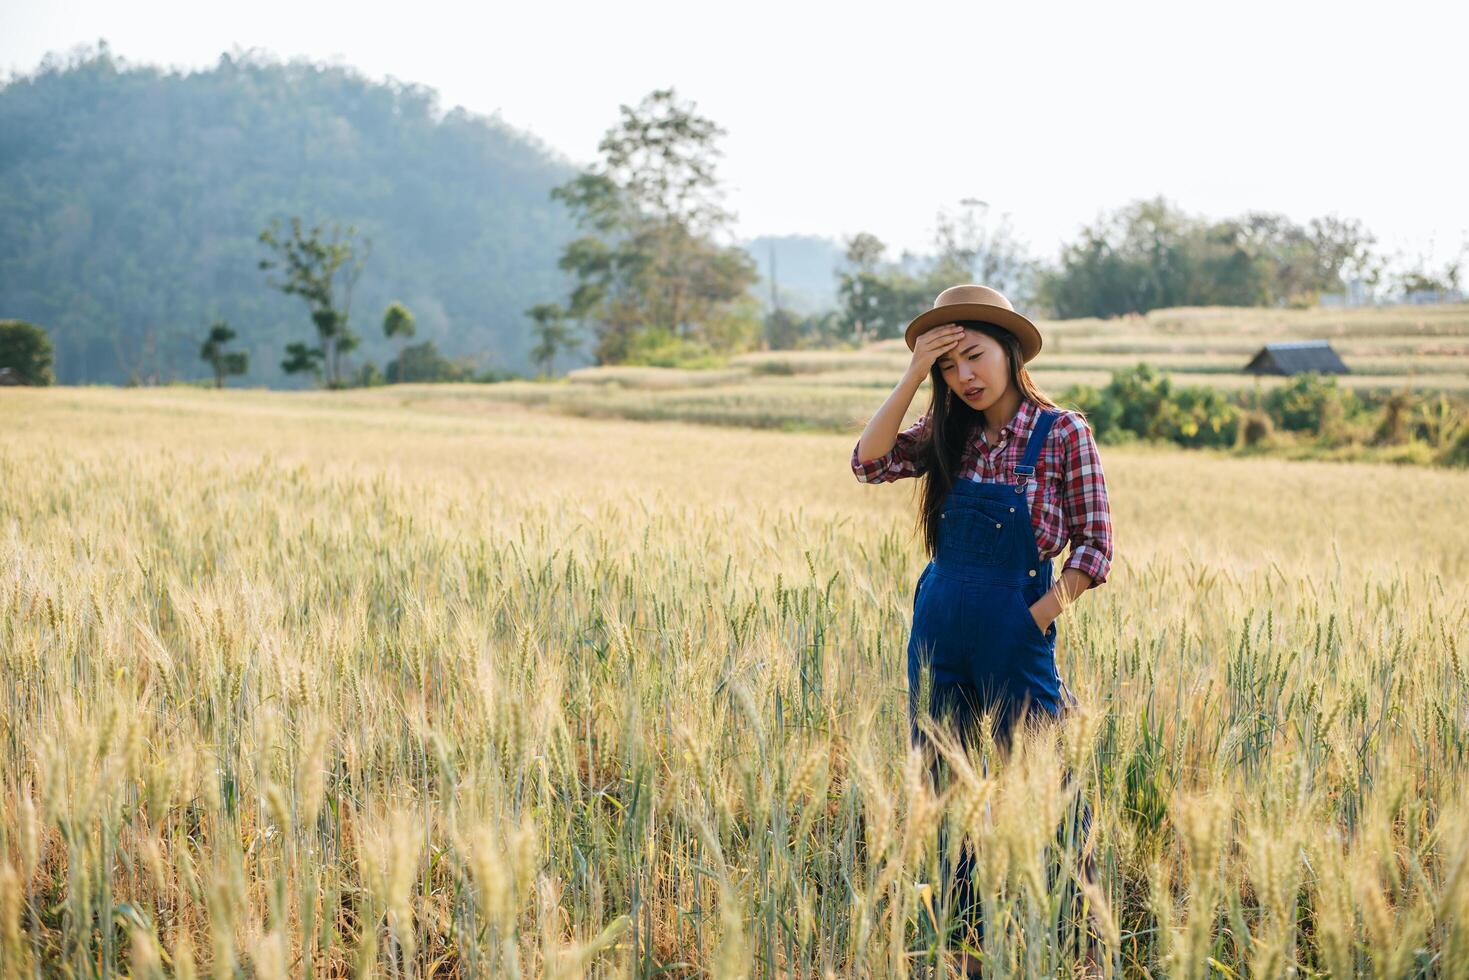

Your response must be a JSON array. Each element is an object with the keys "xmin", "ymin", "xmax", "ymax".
[
  {"xmin": 1371, "ymin": 390, "xmax": 1413, "ymax": 446},
  {"xmin": 473, "ymin": 366, "xmax": 524, "ymax": 383},
  {"xmin": 1240, "ymin": 410, "xmax": 1274, "ymax": 447},
  {"xmin": 1160, "ymin": 385, "xmax": 1241, "ymax": 448},
  {"xmin": 1065, "ymin": 366, "xmax": 1237, "ymax": 448},
  {"xmin": 1059, "ymin": 383, "xmax": 1121, "ymax": 444},
  {"xmin": 351, "ymin": 362, "xmax": 386, "ymax": 387},
  {"xmin": 385, "ymin": 341, "xmax": 475, "ymax": 383},
  {"xmin": 1443, "ymin": 428, "xmax": 1469, "ymax": 468},
  {"xmin": 622, "ymin": 327, "xmax": 726, "ymax": 370},
  {"xmin": 0, "ymin": 319, "xmax": 55, "ymax": 385},
  {"xmin": 1097, "ymin": 364, "xmax": 1174, "ymax": 441},
  {"xmin": 1263, "ymin": 373, "xmax": 1358, "ymax": 436},
  {"xmin": 1409, "ymin": 393, "xmax": 1464, "ymax": 449}
]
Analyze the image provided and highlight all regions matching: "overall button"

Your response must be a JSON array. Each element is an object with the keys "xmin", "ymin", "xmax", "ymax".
[
  {"xmin": 1028, "ymin": 569, "xmax": 1037, "ymax": 577},
  {"xmin": 995, "ymin": 523, "xmax": 1002, "ymax": 528}
]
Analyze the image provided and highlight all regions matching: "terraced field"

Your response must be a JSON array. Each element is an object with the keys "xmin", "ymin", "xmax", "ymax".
[{"xmin": 364, "ymin": 304, "xmax": 1469, "ymax": 435}]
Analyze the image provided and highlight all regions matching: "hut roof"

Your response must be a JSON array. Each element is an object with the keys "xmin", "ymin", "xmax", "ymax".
[{"xmin": 1243, "ymin": 340, "xmax": 1350, "ymax": 375}]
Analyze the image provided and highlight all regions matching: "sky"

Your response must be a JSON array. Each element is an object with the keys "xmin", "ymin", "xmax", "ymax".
[{"xmin": 3, "ymin": 0, "xmax": 1466, "ymax": 271}]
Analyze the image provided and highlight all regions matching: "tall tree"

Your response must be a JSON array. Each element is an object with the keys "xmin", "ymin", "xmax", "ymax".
[
  {"xmin": 198, "ymin": 320, "xmax": 248, "ymax": 388},
  {"xmin": 546, "ymin": 88, "xmax": 757, "ymax": 363},
  {"xmin": 930, "ymin": 198, "xmax": 1038, "ymax": 306},
  {"xmin": 0, "ymin": 320, "xmax": 54, "ymax": 385},
  {"xmin": 835, "ymin": 233, "xmax": 934, "ymax": 344},
  {"xmin": 1036, "ymin": 198, "xmax": 1387, "ymax": 317},
  {"xmin": 525, "ymin": 302, "xmax": 581, "ymax": 376},
  {"xmin": 382, "ymin": 301, "xmax": 416, "ymax": 350},
  {"xmin": 258, "ymin": 216, "xmax": 371, "ymax": 388}
]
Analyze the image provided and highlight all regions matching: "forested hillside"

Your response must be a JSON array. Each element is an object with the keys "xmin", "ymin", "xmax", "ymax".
[{"xmin": 0, "ymin": 44, "xmax": 589, "ymax": 384}]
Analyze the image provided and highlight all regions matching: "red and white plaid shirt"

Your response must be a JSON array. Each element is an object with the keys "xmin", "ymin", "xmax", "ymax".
[{"xmin": 851, "ymin": 398, "xmax": 1114, "ymax": 589}]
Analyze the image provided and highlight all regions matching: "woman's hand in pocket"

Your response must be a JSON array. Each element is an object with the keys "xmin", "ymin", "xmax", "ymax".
[{"xmin": 1028, "ymin": 600, "xmax": 1054, "ymax": 634}]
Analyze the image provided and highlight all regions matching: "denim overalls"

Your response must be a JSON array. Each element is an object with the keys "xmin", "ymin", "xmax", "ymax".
[
  {"xmin": 906, "ymin": 406, "xmax": 1072, "ymax": 738},
  {"xmin": 906, "ymin": 406, "xmax": 1091, "ymax": 935}
]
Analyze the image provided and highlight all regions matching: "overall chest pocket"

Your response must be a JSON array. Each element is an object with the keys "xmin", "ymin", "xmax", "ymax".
[{"xmin": 939, "ymin": 501, "xmax": 1010, "ymax": 563}]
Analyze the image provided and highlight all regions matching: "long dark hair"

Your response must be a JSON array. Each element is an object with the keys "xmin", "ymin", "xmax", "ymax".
[{"xmin": 917, "ymin": 321, "xmax": 1063, "ymax": 557}]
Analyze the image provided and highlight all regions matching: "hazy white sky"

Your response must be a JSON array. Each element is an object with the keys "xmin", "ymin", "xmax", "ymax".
[{"xmin": 4, "ymin": 0, "xmax": 1465, "ymax": 268}]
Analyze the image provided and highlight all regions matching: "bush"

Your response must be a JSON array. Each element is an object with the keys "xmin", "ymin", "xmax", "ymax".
[
  {"xmin": 1159, "ymin": 385, "xmax": 1241, "ymax": 448},
  {"xmin": 1371, "ymin": 390, "xmax": 1412, "ymax": 445},
  {"xmin": 1102, "ymin": 364, "xmax": 1173, "ymax": 440},
  {"xmin": 1054, "ymin": 367, "xmax": 1464, "ymax": 464},
  {"xmin": 351, "ymin": 362, "xmax": 386, "ymax": 388},
  {"xmin": 1443, "ymin": 428, "xmax": 1469, "ymax": 468},
  {"xmin": 1263, "ymin": 373, "xmax": 1359, "ymax": 436},
  {"xmin": 473, "ymin": 366, "xmax": 524, "ymax": 383},
  {"xmin": 0, "ymin": 319, "xmax": 55, "ymax": 385},
  {"xmin": 1058, "ymin": 383, "xmax": 1121, "ymax": 444},
  {"xmin": 621, "ymin": 327, "xmax": 726, "ymax": 369},
  {"xmin": 1062, "ymin": 366, "xmax": 1237, "ymax": 448},
  {"xmin": 1240, "ymin": 410, "xmax": 1274, "ymax": 447},
  {"xmin": 385, "ymin": 341, "xmax": 475, "ymax": 383}
]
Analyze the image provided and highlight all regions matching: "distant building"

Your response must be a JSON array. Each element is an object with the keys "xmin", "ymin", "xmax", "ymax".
[
  {"xmin": 0, "ymin": 367, "xmax": 24, "ymax": 386},
  {"xmin": 1243, "ymin": 340, "xmax": 1350, "ymax": 376}
]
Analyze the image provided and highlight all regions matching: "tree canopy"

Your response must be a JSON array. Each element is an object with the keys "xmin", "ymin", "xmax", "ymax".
[{"xmin": 544, "ymin": 88, "xmax": 759, "ymax": 365}]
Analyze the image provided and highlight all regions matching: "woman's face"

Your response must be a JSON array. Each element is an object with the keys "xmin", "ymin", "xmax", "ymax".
[{"xmin": 935, "ymin": 325, "xmax": 1011, "ymax": 412}]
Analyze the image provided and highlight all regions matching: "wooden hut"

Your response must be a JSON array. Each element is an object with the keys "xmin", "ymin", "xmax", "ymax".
[{"xmin": 1243, "ymin": 340, "xmax": 1349, "ymax": 376}]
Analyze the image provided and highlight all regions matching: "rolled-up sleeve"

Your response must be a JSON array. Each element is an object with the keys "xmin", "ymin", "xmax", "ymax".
[
  {"xmin": 1057, "ymin": 413, "xmax": 1113, "ymax": 589},
  {"xmin": 851, "ymin": 412, "xmax": 932, "ymax": 483}
]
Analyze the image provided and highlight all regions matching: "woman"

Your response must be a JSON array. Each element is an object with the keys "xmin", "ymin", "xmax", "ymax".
[{"xmin": 850, "ymin": 283, "xmax": 1113, "ymax": 972}]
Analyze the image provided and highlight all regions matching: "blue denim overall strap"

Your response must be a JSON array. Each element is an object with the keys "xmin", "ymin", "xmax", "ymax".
[{"xmin": 907, "ymin": 407, "xmax": 1067, "ymax": 719}]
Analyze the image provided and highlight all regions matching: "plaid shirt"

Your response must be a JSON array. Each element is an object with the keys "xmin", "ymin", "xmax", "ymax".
[{"xmin": 851, "ymin": 399, "xmax": 1114, "ymax": 589}]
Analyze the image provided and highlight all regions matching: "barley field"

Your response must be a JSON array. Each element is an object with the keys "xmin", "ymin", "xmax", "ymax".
[{"xmin": 3, "ymin": 385, "xmax": 1468, "ymax": 978}]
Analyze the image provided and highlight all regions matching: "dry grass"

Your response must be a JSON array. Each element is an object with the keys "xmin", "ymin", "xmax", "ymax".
[
  {"xmin": 465, "ymin": 304, "xmax": 1469, "ymax": 433},
  {"xmin": 2, "ymin": 386, "xmax": 1468, "ymax": 977}
]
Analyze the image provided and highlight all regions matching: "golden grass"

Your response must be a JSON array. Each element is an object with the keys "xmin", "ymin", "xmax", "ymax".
[{"xmin": 2, "ymin": 386, "xmax": 1468, "ymax": 977}]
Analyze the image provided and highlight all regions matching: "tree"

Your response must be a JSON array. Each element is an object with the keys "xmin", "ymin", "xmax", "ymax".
[
  {"xmin": 281, "ymin": 342, "xmax": 324, "ymax": 380},
  {"xmin": 835, "ymin": 233, "xmax": 934, "ymax": 344},
  {"xmin": 831, "ymin": 210, "xmax": 1043, "ymax": 346},
  {"xmin": 198, "ymin": 320, "xmax": 248, "ymax": 388},
  {"xmin": 258, "ymin": 216, "xmax": 371, "ymax": 388},
  {"xmin": 383, "ymin": 301, "xmax": 416, "ymax": 346},
  {"xmin": 547, "ymin": 88, "xmax": 758, "ymax": 364},
  {"xmin": 0, "ymin": 320, "xmax": 54, "ymax": 385},
  {"xmin": 1391, "ymin": 242, "xmax": 1466, "ymax": 299},
  {"xmin": 930, "ymin": 199, "xmax": 1038, "ymax": 306},
  {"xmin": 1035, "ymin": 198, "xmax": 1386, "ymax": 317},
  {"xmin": 385, "ymin": 340, "xmax": 472, "ymax": 383},
  {"xmin": 763, "ymin": 308, "xmax": 803, "ymax": 350},
  {"xmin": 525, "ymin": 302, "xmax": 581, "ymax": 375}
]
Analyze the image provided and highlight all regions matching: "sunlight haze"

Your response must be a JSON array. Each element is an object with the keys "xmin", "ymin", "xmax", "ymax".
[{"xmin": 4, "ymin": 0, "xmax": 1464, "ymax": 266}]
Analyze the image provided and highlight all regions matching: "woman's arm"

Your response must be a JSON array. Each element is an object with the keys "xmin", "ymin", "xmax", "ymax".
[
  {"xmin": 1028, "ymin": 411, "xmax": 1114, "ymax": 628},
  {"xmin": 851, "ymin": 386, "xmax": 932, "ymax": 482},
  {"xmin": 851, "ymin": 324, "xmax": 965, "ymax": 483},
  {"xmin": 1029, "ymin": 568, "xmax": 1095, "ymax": 630},
  {"xmin": 854, "ymin": 365, "xmax": 928, "ymax": 465}
]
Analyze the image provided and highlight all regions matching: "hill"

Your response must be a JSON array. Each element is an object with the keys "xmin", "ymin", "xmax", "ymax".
[
  {"xmin": 0, "ymin": 42, "xmax": 589, "ymax": 385},
  {"xmin": 739, "ymin": 233, "xmax": 845, "ymax": 313}
]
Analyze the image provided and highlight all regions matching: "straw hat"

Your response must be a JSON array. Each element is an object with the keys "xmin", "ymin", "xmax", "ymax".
[{"xmin": 903, "ymin": 284, "xmax": 1042, "ymax": 362}]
